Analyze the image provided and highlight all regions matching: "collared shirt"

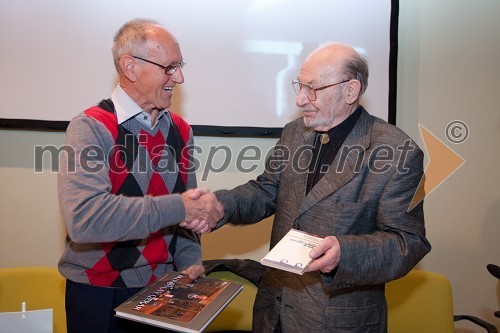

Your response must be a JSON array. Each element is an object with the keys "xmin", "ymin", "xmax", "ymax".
[
  {"xmin": 111, "ymin": 84, "xmax": 167, "ymax": 130},
  {"xmin": 306, "ymin": 106, "xmax": 362, "ymax": 194}
]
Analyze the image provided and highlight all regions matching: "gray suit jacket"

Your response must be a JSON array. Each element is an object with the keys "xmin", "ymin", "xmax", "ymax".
[{"xmin": 215, "ymin": 108, "xmax": 431, "ymax": 332}]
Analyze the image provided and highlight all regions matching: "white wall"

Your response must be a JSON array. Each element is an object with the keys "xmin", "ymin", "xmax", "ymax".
[
  {"xmin": 0, "ymin": 0, "xmax": 499, "ymax": 331},
  {"xmin": 397, "ymin": 1, "xmax": 500, "ymax": 331}
]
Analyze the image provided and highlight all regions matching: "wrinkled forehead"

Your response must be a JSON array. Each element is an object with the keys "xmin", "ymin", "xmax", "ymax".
[{"xmin": 299, "ymin": 54, "xmax": 339, "ymax": 83}]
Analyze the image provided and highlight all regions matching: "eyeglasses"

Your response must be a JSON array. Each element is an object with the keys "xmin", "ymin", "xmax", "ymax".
[
  {"xmin": 291, "ymin": 79, "xmax": 350, "ymax": 101},
  {"xmin": 132, "ymin": 56, "xmax": 185, "ymax": 75}
]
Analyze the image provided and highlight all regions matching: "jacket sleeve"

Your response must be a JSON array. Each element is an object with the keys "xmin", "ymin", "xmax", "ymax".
[{"xmin": 214, "ymin": 134, "xmax": 292, "ymax": 228}]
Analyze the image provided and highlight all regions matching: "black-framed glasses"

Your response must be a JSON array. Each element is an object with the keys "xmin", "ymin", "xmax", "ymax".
[
  {"xmin": 291, "ymin": 79, "xmax": 350, "ymax": 101},
  {"xmin": 132, "ymin": 56, "xmax": 185, "ymax": 75}
]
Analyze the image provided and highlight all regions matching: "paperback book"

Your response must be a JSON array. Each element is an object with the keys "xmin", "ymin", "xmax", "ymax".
[
  {"xmin": 115, "ymin": 272, "xmax": 243, "ymax": 333},
  {"xmin": 261, "ymin": 228, "xmax": 323, "ymax": 275}
]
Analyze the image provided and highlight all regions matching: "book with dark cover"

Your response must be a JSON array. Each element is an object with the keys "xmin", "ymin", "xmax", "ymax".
[
  {"xmin": 115, "ymin": 272, "xmax": 243, "ymax": 333},
  {"xmin": 261, "ymin": 228, "xmax": 323, "ymax": 275}
]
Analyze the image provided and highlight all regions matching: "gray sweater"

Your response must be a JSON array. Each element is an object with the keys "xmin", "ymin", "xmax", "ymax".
[{"xmin": 58, "ymin": 101, "xmax": 201, "ymax": 288}]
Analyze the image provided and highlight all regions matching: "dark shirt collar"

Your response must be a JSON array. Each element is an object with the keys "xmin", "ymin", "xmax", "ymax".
[
  {"xmin": 306, "ymin": 106, "xmax": 363, "ymax": 194},
  {"xmin": 317, "ymin": 106, "xmax": 362, "ymax": 143}
]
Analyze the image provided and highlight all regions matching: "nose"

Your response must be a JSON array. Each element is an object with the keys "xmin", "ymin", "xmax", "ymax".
[
  {"xmin": 172, "ymin": 68, "xmax": 184, "ymax": 84},
  {"xmin": 296, "ymin": 89, "xmax": 308, "ymax": 107}
]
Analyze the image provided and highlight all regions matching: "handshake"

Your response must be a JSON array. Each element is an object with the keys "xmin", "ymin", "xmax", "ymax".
[{"xmin": 179, "ymin": 188, "xmax": 224, "ymax": 234}]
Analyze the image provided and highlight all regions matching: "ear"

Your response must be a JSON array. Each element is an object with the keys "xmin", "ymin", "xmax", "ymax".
[
  {"xmin": 345, "ymin": 80, "xmax": 361, "ymax": 104},
  {"xmin": 119, "ymin": 55, "xmax": 137, "ymax": 82}
]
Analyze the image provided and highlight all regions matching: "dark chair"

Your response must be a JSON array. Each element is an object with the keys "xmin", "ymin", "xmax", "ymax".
[
  {"xmin": 487, "ymin": 264, "xmax": 500, "ymax": 318},
  {"xmin": 386, "ymin": 269, "xmax": 498, "ymax": 333}
]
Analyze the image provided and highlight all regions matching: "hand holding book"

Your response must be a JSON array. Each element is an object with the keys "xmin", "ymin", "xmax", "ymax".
[
  {"xmin": 303, "ymin": 235, "xmax": 341, "ymax": 274},
  {"xmin": 261, "ymin": 229, "xmax": 342, "ymax": 275},
  {"xmin": 260, "ymin": 229, "xmax": 324, "ymax": 275}
]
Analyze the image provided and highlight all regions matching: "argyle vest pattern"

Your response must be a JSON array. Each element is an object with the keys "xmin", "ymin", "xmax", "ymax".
[{"xmin": 82, "ymin": 99, "xmax": 190, "ymax": 287}]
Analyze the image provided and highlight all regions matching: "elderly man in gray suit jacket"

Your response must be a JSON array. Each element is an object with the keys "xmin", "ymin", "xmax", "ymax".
[{"xmin": 183, "ymin": 43, "xmax": 431, "ymax": 333}]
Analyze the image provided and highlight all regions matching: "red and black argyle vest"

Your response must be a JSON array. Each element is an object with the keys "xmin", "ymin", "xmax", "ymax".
[{"xmin": 82, "ymin": 99, "xmax": 191, "ymax": 287}]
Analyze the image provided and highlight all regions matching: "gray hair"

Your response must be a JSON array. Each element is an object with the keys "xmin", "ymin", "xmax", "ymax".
[
  {"xmin": 111, "ymin": 18, "xmax": 159, "ymax": 72},
  {"xmin": 342, "ymin": 54, "xmax": 369, "ymax": 96}
]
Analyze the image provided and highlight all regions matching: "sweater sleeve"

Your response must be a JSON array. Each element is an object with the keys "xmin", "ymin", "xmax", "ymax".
[{"xmin": 58, "ymin": 115, "xmax": 187, "ymax": 243}]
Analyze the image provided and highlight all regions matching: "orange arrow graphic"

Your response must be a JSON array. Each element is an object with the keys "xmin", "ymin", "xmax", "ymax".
[{"xmin": 408, "ymin": 124, "xmax": 465, "ymax": 211}]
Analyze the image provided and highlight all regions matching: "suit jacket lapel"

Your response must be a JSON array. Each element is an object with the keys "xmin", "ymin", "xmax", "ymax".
[
  {"xmin": 292, "ymin": 127, "xmax": 316, "ymax": 204},
  {"xmin": 298, "ymin": 109, "xmax": 374, "ymax": 216}
]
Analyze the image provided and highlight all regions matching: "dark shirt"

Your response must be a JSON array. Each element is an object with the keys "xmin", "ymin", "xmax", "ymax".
[{"xmin": 306, "ymin": 106, "xmax": 362, "ymax": 194}]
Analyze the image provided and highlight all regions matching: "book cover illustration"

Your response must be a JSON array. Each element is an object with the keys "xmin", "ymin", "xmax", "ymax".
[
  {"xmin": 133, "ymin": 274, "xmax": 228, "ymax": 323},
  {"xmin": 115, "ymin": 272, "xmax": 243, "ymax": 332},
  {"xmin": 261, "ymin": 228, "xmax": 323, "ymax": 275}
]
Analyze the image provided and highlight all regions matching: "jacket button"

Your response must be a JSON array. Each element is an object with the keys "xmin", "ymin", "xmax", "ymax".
[{"xmin": 276, "ymin": 296, "xmax": 282, "ymax": 302}]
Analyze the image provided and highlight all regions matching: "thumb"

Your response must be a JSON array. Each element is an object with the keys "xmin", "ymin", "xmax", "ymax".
[
  {"xmin": 188, "ymin": 188, "xmax": 202, "ymax": 200},
  {"xmin": 309, "ymin": 241, "xmax": 327, "ymax": 259},
  {"xmin": 189, "ymin": 187, "xmax": 210, "ymax": 199}
]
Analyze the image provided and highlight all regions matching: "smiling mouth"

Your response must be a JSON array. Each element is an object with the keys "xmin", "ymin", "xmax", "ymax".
[{"xmin": 164, "ymin": 86, "xmax": 174, "ymax": 93}]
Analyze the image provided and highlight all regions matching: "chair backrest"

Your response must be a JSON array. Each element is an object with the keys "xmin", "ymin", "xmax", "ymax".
[
  {"xmin": 205, "ymin": 270, "xmax": 257, "ymax": 332},
  {"xmin": 0, "ymin": 266, "xmax": 66, "ymax": 333},
  {"xmin": 386, "ymin": 269, "xmax": 455, "ymax": 333}
]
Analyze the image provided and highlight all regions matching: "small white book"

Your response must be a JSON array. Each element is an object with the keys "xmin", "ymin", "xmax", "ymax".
[{"xmin": 260, "ymin": 228, "xmax": 323, "ymax": 275}]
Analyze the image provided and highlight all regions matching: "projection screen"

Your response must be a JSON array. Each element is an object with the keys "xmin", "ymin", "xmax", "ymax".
[{"xmin": 0, "ymin": 0, "xmax": 398, "ymax": 137}]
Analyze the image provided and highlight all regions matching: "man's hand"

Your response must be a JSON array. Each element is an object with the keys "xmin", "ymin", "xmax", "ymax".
[
  {"xmin": 179, "ymin": 188, "xmax": 224, "ymax": 233},
  {"xmin": 181, "ymin": 264, "xmax": 206, "ymax": 280},
  {"xmin": 304, "ymin": 236, "xmax": 341, "ymax": 273}
]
